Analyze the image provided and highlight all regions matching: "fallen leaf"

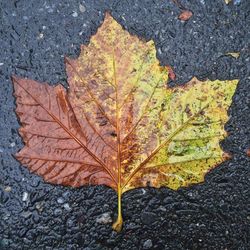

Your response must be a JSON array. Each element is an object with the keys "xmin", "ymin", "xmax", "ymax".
[
  {"xmin": 225, "ymin": 52, "xmax": 240, "ymax": 59},
  {"xmin": 247, "ymin": 149, "xmax": 250, "ymax": 157},
  {"xmin": 12, "ymin": 13, "xmax": 238, "ymax": 232},
  {"xmin": 178, "ymin": 10, "xmax": 193, "ymax": 21},
  {"xmin": 225, "ymin": 0, "xmax": 232, "ymax": 4},
  {"xmin": 171, "ymin": 0, "xmax": 193, "ymax": 21}
]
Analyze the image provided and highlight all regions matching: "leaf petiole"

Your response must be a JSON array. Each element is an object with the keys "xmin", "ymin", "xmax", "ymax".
[{"xmin": 112, "ymin": 186, "xmax": 123, "ymax": 232}]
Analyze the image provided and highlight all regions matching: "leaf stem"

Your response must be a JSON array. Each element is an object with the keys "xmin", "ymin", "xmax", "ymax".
[{"xmin": 112, "ymin": 185, "xmax": 123, "ymax": 232}]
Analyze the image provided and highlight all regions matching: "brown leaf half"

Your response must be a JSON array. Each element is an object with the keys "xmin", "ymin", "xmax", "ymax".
[{"xmin": 12, "ymin": 77, "xmax": 117, "ymax": 190}]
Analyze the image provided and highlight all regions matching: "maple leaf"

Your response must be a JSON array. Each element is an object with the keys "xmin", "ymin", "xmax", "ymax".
[{"xmin": 12, "ymin": 13, "xmax": 238, "ymax": 232}]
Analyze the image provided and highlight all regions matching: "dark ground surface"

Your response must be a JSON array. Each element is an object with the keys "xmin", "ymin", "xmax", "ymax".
[{"xmin": 0, "ymin": 0, "xmax": 249, "ymax": 249}]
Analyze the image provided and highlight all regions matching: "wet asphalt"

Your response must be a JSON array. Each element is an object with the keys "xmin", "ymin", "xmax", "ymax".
[{"xmin": 0, "ymin": 0, "xmax": 249, "ymax": 249}]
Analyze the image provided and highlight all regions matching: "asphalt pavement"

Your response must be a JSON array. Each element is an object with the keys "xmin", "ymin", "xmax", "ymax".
[{"xmin": 0, "ymin": 0, "xmax": 249, "ymax": 249}]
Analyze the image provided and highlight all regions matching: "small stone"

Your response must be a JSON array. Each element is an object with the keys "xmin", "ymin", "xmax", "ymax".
[
  {"xmin": 66, "ymin": 218, "xmax": 74, "ymax": 227},
  {"xmin": 141, "ymin": 211, "xmax": 158, "ymax": 225},
  {"xmin": 62, "ymin": 191, "xmax": 70, "ymax": 198},
  {"xmin": 72, "ymin": 11, "xmax": 78, "ymax": 17},
  {"xmin": 57, "ymin": 197, "xmax": 65, "ymax": 204},
  {"xmin": 158, "ymin": 206, "xmax": 167, "ymax": 212},
  {"xmin": 103, "ymin": 204, "xmax": 109, "ymax": 209},
  {"xmin": 143, "ymin": 239, "xmax": 153, "ymax": 249},
  {"xmin": 22, "ymin": 192, "xmax": 29, "ymax": 202},
  {"xmin": 63, "ymin": 203, "xmax": 71, "ymax": 211},
  {"xmin": 30, "ymin": 178, "xmax": 40, "ymax": 187},
  {"xmin": 0, "ymin": 238, "xmax": 9, "ymax": 247},
  {"xmin": 21, "ymin": 211, "xmax": 32, "ymax": 218},
  {"xmin": 4, "ymin": 186, "xmax": 11, "ymax": 192},
  {"xmin": 234, "ymin": 0, "xmax": 241, "ymax": 4},
  {"xmin": 0, "ymin": 63, "xmax": 4, "ymax": 66},
  {"xmin": 38, "ymin": 33, "xmax": 44, "ymax": 39},
  {"xmin": 163, "ymin": 197, "xmax": 173, "ymax": 204},
  {"xmin": 35, "ymin": 201, "xmax": 44, "ymax": 212},
  {"xmin": 54, "ymin": 208, "xmax": 62, "ymax": 216},
  {"xmin": 10, "ymin": 142, "xmax": 16, "ymax": 147},
  {"xmin": 2, "ymin": 212, "xmax": 11, "ymax": 220},
  {"xmin": 79, "ymin": 3, "xmax": 86, "ymax": 13},
  {"xmin": 158, "ymin": 48, "xmax": 162, "ymax": 55},
  {"xmin": 96, "ymin": 212, "xmax": 112, "ymax": 224},
  {"xmin": 126, "ymin": 223, "xmax": 140, "ymax": 230},
  {"xmin": 32, "ymin": 211, "xmax": 41, "ymax": 223}
]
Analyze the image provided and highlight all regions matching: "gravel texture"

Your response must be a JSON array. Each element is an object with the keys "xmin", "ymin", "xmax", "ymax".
[{"xmin": 0, "ymin": 0, "xmax": 249, "ymax": 249}]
